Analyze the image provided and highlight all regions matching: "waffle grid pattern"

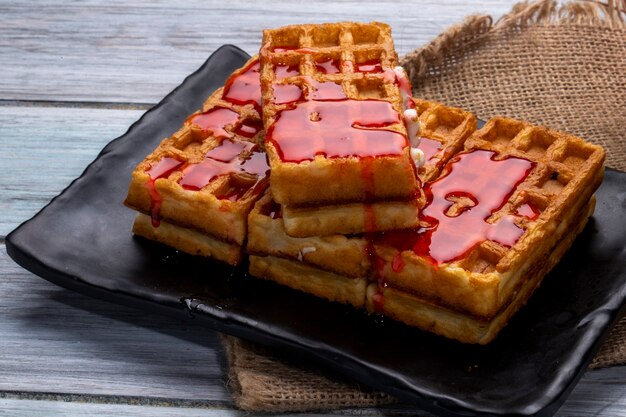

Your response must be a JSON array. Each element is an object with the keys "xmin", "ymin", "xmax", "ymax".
[
  {"xmin": 460, "ymin": 117, "xmax": 606, "ymax": 274},
  {"xmin": 260, "ymin": 22, "xmax": 404, "ymax": 123},
  {"xmin": 136, "ymin": 63, "xmax": 265, "ymax": 201},
  {"xmin": 413, "ymin": 98, "xmax": 477, "ymax": 182},
  {"xmin": 124, "ymin": 56, "xmax": 269, "ymax": 251}
]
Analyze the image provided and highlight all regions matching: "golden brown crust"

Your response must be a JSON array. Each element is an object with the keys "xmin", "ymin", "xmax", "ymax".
[
  {"xmin": 133, "ymin": 214, "xmax": 242, "ymax": 265},
  {"xmin": 125, "ymin": 55, "xmax": 268, "ymax": 250},
  {"xmin": 372, "ymin": 117, "xmax": 605, "ymax": 318},
  {"xmin": 412, "ymin": 98, "xmax": 477, "ymax": 182},
  {"xmin": 260, "ymin": 22, "xmax": 418, "ymax": 207},
  {"xmin": 281, "ymin": 198, "xmax": 420, "ymax": 237},
  {"xmin": 247, "ymin": 193, "xmax": 369, "ymax": 277},
  {"xmin": 268, "ymin": 152, "xmax": 417, "ymax": 206},
  {"xmin": 249, "ymin": 255, "xmax": 367, "ymax": 308},
  {"xmin": 367, "ymin": 198, "xmax": 595, "ymax": 344}
]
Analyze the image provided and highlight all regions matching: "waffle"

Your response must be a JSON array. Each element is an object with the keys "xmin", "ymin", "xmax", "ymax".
[
  {"xmin": 249, "ymin": 98, "xmax": 475, "ymax": 266},
  {"xmin": 278, "ymin": 98, "xmax": 477, "ymax": 237},
  {"xmin": 247, "ymin": 115, "xmax": 605, "ymax": 343},
  {"xmin": 259, "ymin": 22, "xmax": 424, "ymax": 235},
  {"xmin": 370, "ymin": 118, "xmax": 605, "ymax": 319},
  {"xmin": 248, "ymin": 192, "xmax": 369, "ymax": 308},
  {"xmin": 125, "ymin": 56, "xmax": 268, "ymax": 265},
  {"xmin": 366, "ymin": 197, "xmax": 595, "ymax": 344},
  {"xmin": 247, "ymin": 193, "xmax": 370, "ymax": 278}
]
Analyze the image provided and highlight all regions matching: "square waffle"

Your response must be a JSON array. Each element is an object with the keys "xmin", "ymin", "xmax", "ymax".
[
  {"xmin": 370, "ymin": 118, "xmax": 605, "ymax": 320},
  {"xmin": 259, "ymin": 22, "xmax": 424, "ymax": 236},
  {"xmin": 125, "ymin": 56, "xmax": 269, "ymax": 265},
  {"xmin": 247, "ymin": 115, "xmax": 605, "ymax": 343},
  {"xmin": 278, "ymin": 99, "xmax": 477, "ymax": 237}
]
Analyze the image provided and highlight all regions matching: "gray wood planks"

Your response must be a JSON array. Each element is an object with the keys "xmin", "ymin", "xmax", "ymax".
[
  {"xmin": 0, "ymin": 399, "xmax": 243, "ymax": 417},
  {"xmin": 0, "ymin": 106, "xmax": 144, "ymax": 237},
  {"xmin": 0, "ymin": 245, "xmax": 230, "ymax": 402}
]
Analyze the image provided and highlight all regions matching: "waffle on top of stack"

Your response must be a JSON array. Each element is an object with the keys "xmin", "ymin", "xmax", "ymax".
[
  {"xmin": 259, "ymin": 22, "xmax": 424, "ymax": 237},
  {"xmin": 125, "ymin": 21, "xmax": 605, "ymax": 344}
]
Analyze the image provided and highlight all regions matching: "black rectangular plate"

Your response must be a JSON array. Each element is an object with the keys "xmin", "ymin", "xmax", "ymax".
[{"xmin": 6, "ymin": 45, "xmax": 626, "ymax": 417}]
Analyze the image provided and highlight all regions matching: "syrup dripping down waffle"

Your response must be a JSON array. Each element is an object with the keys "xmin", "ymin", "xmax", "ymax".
[
  {"xmin": 259, "ymin": 22, "xmax": 424, "ymax": 236},
  {"xmin": 247, "ymin": 97, "xmax": 476, "ymax": 311},
  {"xmin": 125, "ymin": 56, "xmax": 268, "ymax": 265},
  {"xmin": 248, "ymin": 113, "xmax": 605, "ymax": 343}
]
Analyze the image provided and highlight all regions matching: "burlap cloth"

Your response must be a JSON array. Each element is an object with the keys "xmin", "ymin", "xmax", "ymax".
[{"xmin": 223, "ymin": 0, "xmax": 626, "ymax": 412}]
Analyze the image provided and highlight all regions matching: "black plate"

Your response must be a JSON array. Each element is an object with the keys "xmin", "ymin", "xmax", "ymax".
[{"xmin": 6, "ymin": 45, "xmax": 626, "ymax": 417}]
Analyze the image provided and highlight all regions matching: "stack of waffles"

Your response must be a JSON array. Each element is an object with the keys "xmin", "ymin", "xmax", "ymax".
[
  {"xmin": 125, "ymin": 22, "xmax": 605, "ymax": 344},
  {"xmin": 260, "ymin": 22, "xmax": 423, "ymax": 237}
]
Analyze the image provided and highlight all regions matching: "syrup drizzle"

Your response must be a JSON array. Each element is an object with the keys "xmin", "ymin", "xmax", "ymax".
[
  {"xmin": 222, "ymin": 59, "xmax": 262, "ymax": 112},
  {"xmin": 267, "ymin": 99, "xmax": 406, "ymax": 162},
  {"xmin": 179, "ymin": 140, "xmax": 269, "ymax": 196},
  {"xmin": 273, "ymin": 84, "xmax": 304, "ymax": 105},
  {"xmin": 217, "ymin": 175, "xmax": 269, "ymax": 202},
  {"xmin": 372, "ymin": 150, "xmax": 535, "ymax": 265},
  {"xmin": 188, "ymin": 107, "xmax": 240, "ymax": 138},
  {"xmin": 315, "ymin": 58, "xmax": 341, "ymax": 74},
  {"xmin": 357, "ymin": 60, "xmax": 383, "ymax": 73},
  {"xmin": 308, "ymin": 79, "xmax": 347, "ymax": 101},
  {"xmin": 365, "ymin": 236, "xmax": 388, "ymax": 313},
  {"xmin": 516, "ymin": 202, "xmax": 540, "ymax": 220},
  {"xmin": 268, "ymin": 79, "xmax": 407, "ymax": 162},
  {"xmin": 145, "ymin": 157, "xmax": 184, "ymax": 227},
  {"xmin": 234, "ymin": 119, "xmax": 263, "ymax": 138},
  {"xmin": 275, "ymin": 63, "xmax": 300, "ymax": 79},
  {"xmin": 372, "ymin": 291, "xmax": 385, "ymax": 313},
  {"xmin": 144, "ymin": 57, "xmax": 267, "ymax": 227},
  {"xmin": 273, "ymin": 46, "xmax": 317, "ymax": 53},
  {"xmin": 419, "ymin": 137, "xmax": 443, "ymax": 162}
]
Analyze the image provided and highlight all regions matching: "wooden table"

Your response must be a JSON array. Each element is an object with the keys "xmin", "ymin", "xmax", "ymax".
[{"xmin": 1, "ymin": 2, "xmax": 625, "ymax": 415}]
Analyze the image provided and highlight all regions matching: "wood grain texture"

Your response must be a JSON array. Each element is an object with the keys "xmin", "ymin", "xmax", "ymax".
[
  {"xmin": 0, "ymin": 397, "xmax": 424, "ymax": 417},
  {"xmin": 0, "ymin": 106, "xmax": 144, "ymax": 237},
  {"xmin": 0, "ymin": 399, "xmax": 243, "ymax": 417},
  {"xmin": 0, "ymin": 0, "xmax": 517, "ymax": 104},
  {"xmin": 0, "ymin": 245, "xmax": 231, "ymax": 402}
]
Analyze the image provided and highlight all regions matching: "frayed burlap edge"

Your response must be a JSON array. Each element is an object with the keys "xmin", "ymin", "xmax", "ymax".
[
  {"xmin": 223, "ymin": 0, "xmax": 626, "ymax": 412},
  {"xmin": 400, "ymin": 0, "xmax": 626, "ymax": 80},
  {"xmin": 399, "ymin": 0, "xmax": 626, "ymax": 170},
  {"xmin": 221, "ymin": 335, "xmax": 395, "ymax": 412}
]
